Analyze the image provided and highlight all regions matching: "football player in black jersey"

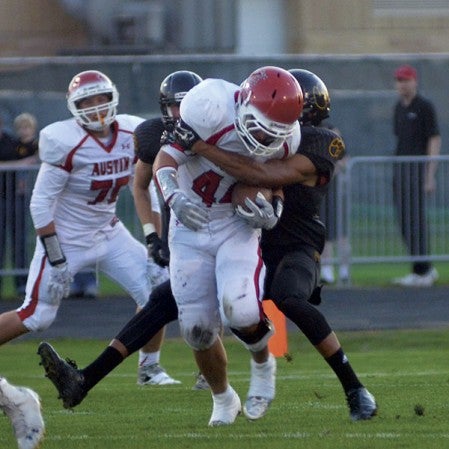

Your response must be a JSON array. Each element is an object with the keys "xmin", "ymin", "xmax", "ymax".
[
  {"xmin": 134, "ymin": 70, "xmax": 203, "ymax": 266},
  {"xmin": 179, "ymin": 68, "xmax": 377, "ymax": 421},
  {"xmin": 37, "ymin": 69, "xmax": 376, "ymax": 422}
]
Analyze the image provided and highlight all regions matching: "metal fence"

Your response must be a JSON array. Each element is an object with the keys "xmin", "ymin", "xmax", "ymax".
[
  {"xmin": 323, "ymin": 155, "xmax": 449, "ymax": 282},
  {"xmin": 1, "ymin": 156, "xmax": 448, "ymax": 287}
]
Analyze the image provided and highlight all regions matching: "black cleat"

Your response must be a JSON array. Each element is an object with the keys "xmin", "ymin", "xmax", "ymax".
[
  {"xmin": 346, "ymin": 387, "xmax": 377, "ymax": 421},
  {"xmin": 37, "ymin": 341, "xmax": 87, "ymax": 409}
]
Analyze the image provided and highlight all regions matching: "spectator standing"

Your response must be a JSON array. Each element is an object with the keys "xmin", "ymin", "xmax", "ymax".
[
  {"xmin": 392, "ymin": 64, "xmax": 441, "ymax": 287},
  {"xmin": 0, "ymin": 114, "xmax": 38, "ymax": 299}
]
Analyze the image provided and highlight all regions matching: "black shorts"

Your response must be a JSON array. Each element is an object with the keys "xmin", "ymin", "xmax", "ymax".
[{"xmin": 263, "ymin": 245, "xmax": 320, "ymax": 303}]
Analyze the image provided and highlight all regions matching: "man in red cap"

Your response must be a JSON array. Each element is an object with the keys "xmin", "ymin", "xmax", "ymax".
[{"xmin": 392, "ymin": 64, "xmax": 441, "ymax": 287}]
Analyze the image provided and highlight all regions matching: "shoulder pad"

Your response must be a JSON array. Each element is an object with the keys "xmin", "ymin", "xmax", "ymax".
[
  {"xmin": 180, "ymin": 79, "xmax": 238, "ymax": 139},
  {"xmin": 134, "ymin": 118, "xmax": 165, "ymax": 162},
  {"xmin": 300, "ymin": 126, "xmax": 345, "ymax": 162},
  {"xmin": 38, "ymin": 119, "xmax": 82, "ymax": 165},
  {"xmin": 116, "ymin": 114, "xmax": 145, "ymax": 132}
]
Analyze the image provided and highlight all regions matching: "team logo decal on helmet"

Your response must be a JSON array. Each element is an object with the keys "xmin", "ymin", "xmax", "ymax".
[{"xmin": 288, "ymin": 69, "xmax": 330, "ymax": 126}]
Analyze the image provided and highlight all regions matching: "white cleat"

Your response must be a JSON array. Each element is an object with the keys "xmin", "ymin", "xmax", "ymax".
[
  {"xmin": 137, "ymin": 364, "xmax": 181, "ymax": 386},
  {"xmin": 392, "ymin": 268, "xmax": 438, "ymax": 287},
  {"xmin": 320, "ymin": 265, "xmax": 335, "ymax": 284},
  {"xmin": 0, "ymin": 377, "xmax": 45, "ymax": 449},
  {"xmin": 243, "ymin": 354, "xmax": 276, "ymax": 421},
  {"xmin": 209, "ymin": 386, "xmax": 242, "ymax": 426},
  {"xmin": 243, "ymin": 396, "xmax": 271, "ymax": 420},
  {"xmin": 192, "ymin": 372, "xmax": 210, "ymax": 391}
]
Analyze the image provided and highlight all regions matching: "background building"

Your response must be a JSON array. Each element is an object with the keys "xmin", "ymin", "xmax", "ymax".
[{"xmin": 2, "ymin": 0, "xmax": 449, "ymax": 57}]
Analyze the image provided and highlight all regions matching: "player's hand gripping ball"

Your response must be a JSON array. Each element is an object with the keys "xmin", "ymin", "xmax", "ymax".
[
  {"xmin": 231, "ymin": 183, "xmax": 273, "ymax": 211},
  {"xmin": 232, "ymin": 183, "xmax": 280, "ymax": 230}
]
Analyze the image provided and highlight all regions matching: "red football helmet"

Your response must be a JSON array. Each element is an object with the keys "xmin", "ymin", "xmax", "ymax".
[
  {"xmin": 67, "ymin": 70, "xmax": 119, "ymax": 131},
  {"xmin": 235, "ymin": 66, "xmax": 303, "ymax": 156}
]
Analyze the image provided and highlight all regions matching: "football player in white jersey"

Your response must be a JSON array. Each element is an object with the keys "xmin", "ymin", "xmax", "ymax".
[
  {"xmin": 153, "ymin": 66, "xmax": 303, "ymax": 424},
  {"xmin": 0, "ymin": 70, "xmax": 178, "ymax": 385}
]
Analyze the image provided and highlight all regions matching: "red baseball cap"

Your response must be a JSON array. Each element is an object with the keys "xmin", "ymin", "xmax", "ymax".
[{"xmin": 394, "ymin": 65, "xmax": 417, "ymax": 81}]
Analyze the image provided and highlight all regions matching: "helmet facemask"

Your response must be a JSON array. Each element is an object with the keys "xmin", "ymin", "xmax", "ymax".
[
  {"xmin": 159, "ymin": 92, "xmax": 186, "ymax": 131},
  {"xmin": 159, "ymin": 71, "xmax": 203, "ymax": 131},
  {"xmin": 67, "ymin": 71, "xmax": 119, "ymax": 131},
  {"xmin": 235, "ymin": 96, "xmax": 296, "ymax": 157}
]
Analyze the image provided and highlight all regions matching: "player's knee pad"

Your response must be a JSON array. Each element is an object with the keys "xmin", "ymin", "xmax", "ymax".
[
  {"xmin": 221, "ymin": 286, "xmax": 261, "ymax": 330},
  {"xmin": 22, "ymin": 302, "xmax": 58, "ymax": 332},
  {"xmin": 275, "ymin": 296, "xmax": 331, "ymax": 346},
  {"xmin": 231, "ymin": 318, "xmax": 274, "ymax": 352},
  {"xmin": 181, "ymin": 323, "xmax": 220, "ymax": 351}
]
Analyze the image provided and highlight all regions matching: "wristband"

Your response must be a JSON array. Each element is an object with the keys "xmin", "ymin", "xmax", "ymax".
[
  {"xmin": 40, "ymin": 233, "xmax": 66, "ymax": 266},
  {"xmin": 142, "ymin": 223, "xmax": 156, "ymax": 238}
]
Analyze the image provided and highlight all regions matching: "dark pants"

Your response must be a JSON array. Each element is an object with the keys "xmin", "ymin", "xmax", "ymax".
[
  {"xmin": 0, "ymin": 173, "xmax": 28, "ymax": 296},
  {"xmin": 393, "ymin": 162, "xmax": 431, "ymax": 275},
  {"xmin": 263, "ymin": 245, "xmax": 332, "ymax": 346}
]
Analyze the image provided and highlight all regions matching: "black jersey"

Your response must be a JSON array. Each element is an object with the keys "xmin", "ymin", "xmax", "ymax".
[
  {"xmin": 134, "ymin": 117, "xmax": 165, "ymax": 164},
  {"xmin": 394, "ymin": 94, "xmax": 439, "ymax": 156},
  {"xmin": 261, "ymin": 125, "xmax": 345, "ymax": 254}
]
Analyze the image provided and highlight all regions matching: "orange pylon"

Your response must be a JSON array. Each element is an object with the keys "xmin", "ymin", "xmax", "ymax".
[{"xmin": 263, "ymin": 299, "xmax": 288, "ymax": 357}]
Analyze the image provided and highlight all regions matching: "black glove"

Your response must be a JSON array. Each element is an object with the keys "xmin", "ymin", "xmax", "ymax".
[
  {"xmin": 174, "ymin": 119, "xmax": 201, "ymax": 151},
  {"xmin": 146, "ymin": 232, "xmax": 170, "ymax": 267},
  {"xmin": 160, "ymin": 130, "xmax": 176, "ymax": 146}
]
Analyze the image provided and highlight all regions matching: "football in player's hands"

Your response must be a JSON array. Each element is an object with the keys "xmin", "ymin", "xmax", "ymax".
[{"xmin": 231, "ymin": 183, "xmax": 273, "ymax": 211}]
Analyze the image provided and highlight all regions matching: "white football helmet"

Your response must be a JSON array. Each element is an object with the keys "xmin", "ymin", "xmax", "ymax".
[
  {"xmin": 235, "ymin": 66, "xmax": 303, "ymax": 156},
  {"xmin": 67, "ymin": 70, "xmax": 119, "ymax": 131}
]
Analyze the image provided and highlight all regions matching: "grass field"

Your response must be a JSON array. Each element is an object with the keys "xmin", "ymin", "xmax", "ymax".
[{"xmin": 1, "ymin": 329, "xmax": 449, "ymax": 449}]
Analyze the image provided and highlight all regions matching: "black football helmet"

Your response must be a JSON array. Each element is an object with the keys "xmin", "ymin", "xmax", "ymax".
[
  {"xmin": 159, "ymin": 70, "xmax": 203, "ymax": 130},
  {"xmin": 288, "ymin": 69, "xmax": 330, "ymax": 126}
]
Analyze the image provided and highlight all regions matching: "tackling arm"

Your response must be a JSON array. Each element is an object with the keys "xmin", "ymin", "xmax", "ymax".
[
  {"xmin": 133, "ymin": 159, "xmax": 161, "ymax": 235},
  {"xmin": 192, "ymin": 140, "xmax": 318, "ymax": 187}
]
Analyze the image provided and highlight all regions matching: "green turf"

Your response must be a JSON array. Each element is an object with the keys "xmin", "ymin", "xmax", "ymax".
[{"xmin": 1, "ymin": 329, "xmax": 449, "ymax": 449}]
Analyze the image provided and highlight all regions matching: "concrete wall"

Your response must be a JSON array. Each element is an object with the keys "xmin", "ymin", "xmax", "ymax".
[{"xmin": 1, "ymin": 54, "xmax": 448, "ymax": 158}]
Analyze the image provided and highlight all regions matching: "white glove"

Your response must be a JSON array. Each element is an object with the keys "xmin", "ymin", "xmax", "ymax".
[
  {"xmin": 47, "ymin": 262, "xmax": 73, "ymax": 304},
  {"xmin": 236, "ymin": 192, "xmax": 280, "ymax": 230},
  {"xmin": 169, "ymin": 191, "xmax": 208, "ymax": 231},
  {"xmin": 147, "ymin": 258, "xmax": 170, "ymax": 289}
]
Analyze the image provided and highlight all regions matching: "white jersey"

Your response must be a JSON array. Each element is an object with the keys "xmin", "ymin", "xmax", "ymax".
[
  {"xmin": 18, "ymin": 114, "xmax": 170, "ymax": 331},
  {"xmin": 30, "ymin": 114, "xmax": 144, "ymax": 245},
  {"xmin": 161, "ymin": 78, "xmax": 301, "ymax": 208},
  {"xmin": 161, "ymin": 78, "xmax": 301, "ymax": 345}
]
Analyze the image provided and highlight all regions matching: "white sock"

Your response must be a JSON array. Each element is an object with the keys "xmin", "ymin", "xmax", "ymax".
[
  {"xmin": 213, "ymin": 385, "xmax": 233, "ymax": 401},
  {"xmin": 138, "ymin": 350, "xmax": 160, "ymax": 367}
]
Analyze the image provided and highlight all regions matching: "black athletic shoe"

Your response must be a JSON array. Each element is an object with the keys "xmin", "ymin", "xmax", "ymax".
[
  {"xmin": 37, "ymin": 341, "xmax": 87, "ymax": 409},
  {"xmin": 346, "ymin": 387, "xmax": 377, "ymax": 421}
]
